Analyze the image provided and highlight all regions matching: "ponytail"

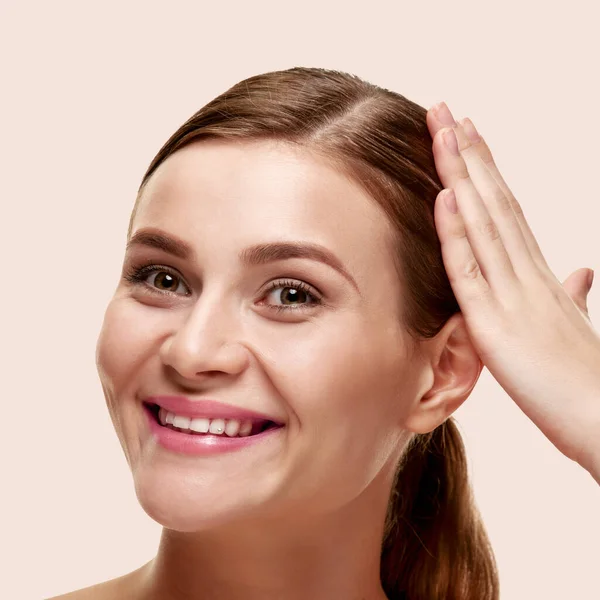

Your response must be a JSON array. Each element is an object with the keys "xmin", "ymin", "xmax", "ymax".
[{"xmin": 380, "ymin": 418, "xmax": 499, "ymax": 600}]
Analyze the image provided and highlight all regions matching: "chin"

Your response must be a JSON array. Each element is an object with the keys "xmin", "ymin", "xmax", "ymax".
[
  {"xmin": 133, "ymin": 478, "xmax": 229, "ymax": 532},
  {"xmin": 130, "ymin": 462, "xmax": 273, "ymax": 533}
]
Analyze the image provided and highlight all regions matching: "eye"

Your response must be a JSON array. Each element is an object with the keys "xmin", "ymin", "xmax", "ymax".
[
  {"xmin": 123, "ymin": 264, "xmax": 190, "ymax": 296},
  {"xmin": 123, "ymin": 264, "xmax": 322, "ymax": 312},
  {"xmin": 260, "ymin": 279, "xmax": 322, "ymax": 312}
]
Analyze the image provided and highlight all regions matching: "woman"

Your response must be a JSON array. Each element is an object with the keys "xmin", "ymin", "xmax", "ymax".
[{"xmin": 51, "ymin": 67, "xmax": 600, "ymax": 600}]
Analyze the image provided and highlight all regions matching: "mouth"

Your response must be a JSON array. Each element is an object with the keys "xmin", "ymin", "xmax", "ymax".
[{"xmin": 143, "ymin": 402, "xmax": 283, "ymax": 438}]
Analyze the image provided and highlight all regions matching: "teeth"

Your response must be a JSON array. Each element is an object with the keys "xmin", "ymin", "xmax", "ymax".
[
  {"xmin": 156, "ymin": 407, "xmax": 257, "ymax": 437},
  {"xmin": 189, "ymin": 417, "xmax": 210, "ymax": 433},
  {"xmin": 209, "ymin": 418, "xmax": 225, "ymax": 435},
  {"xmin": 173, "ymin": 415, "xmax": 191, "ymax": 429},
  {"xmin": 224, "ymin": 420, "xmax": 241, "ymax": 437},
  {"xmin": 239, "ymin": 421, "xmax": 252, "ymax": 436}
]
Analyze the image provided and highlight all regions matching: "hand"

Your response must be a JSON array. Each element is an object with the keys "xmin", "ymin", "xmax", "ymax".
[{"xmin": 426, "ymin": 102, "xmax": 600, "ymax": 481}]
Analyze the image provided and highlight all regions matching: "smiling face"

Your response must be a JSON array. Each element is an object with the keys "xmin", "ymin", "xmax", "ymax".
[{"xmin": 95, "ymin": 138, "xmax": 426, "ymax": 532}]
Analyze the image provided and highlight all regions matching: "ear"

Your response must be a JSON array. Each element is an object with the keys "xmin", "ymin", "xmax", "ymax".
[{"xmin": 402, "ymin": 312, "xmax": 483, "ymax": 434}]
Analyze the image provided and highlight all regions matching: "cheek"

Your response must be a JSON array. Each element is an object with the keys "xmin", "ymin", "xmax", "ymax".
[
  {"xmin": 259, "ymin": 318, "xmax": 410, "ymax": 502},
  {"xmin": 96, "ymin": 297, "xmax": 172, "ymax": 464},
  {"xmin": 264, "ymin": 318, "xmax": 407, "ymax": 422},
  {"xmin": 95, "ymin": 298, "xmax": 157, "ymax": 401}
]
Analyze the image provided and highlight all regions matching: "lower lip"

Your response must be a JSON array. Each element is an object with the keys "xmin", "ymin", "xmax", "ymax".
[{"xmin": 143, "ymin": 404, "xmax": 284, "ymax": 456}]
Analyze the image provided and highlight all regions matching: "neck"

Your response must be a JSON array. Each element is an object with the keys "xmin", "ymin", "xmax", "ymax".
[{"xmin": 135, "ymin": 475, "xmax": 393, "ymax": 600}]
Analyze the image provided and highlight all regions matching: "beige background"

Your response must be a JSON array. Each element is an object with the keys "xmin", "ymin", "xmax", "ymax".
[{"xmin": 1, "ymin": 1, "xmax": 599, "ymax": 598}]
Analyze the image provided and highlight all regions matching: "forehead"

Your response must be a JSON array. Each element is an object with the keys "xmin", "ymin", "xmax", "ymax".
[{"xmin": 133, "ymin": 139, "xmax": 398, "ymax": 281}]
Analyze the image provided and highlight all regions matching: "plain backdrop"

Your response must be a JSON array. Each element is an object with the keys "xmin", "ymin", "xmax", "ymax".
[{"xmin": 1, "ymin": 1, "xmax": 599, "ymax": 598}]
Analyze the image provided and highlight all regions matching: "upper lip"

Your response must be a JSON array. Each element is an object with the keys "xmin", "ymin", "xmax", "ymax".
[{"xmin": 143, "ymin": 395, "xmax": 285, "ymax": 425}]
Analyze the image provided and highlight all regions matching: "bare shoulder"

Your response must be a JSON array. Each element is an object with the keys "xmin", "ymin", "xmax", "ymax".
[
  {"xmin": 46, "ymin": 578, "xmax": 120, "ymax": 600},
  {"xmin": 46, "ymin": 567, "xmax": 146, "ymax": 600}
]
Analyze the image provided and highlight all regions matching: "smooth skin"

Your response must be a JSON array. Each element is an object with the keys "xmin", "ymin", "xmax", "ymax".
[{"xmin": 49, "ymin": 104, "xmax": 600, "ymax": 600}]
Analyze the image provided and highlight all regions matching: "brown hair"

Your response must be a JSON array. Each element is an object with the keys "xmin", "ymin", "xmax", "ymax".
[{"xmin": 128, "ymin": 67, "xmax": 499, "ymax": 599}]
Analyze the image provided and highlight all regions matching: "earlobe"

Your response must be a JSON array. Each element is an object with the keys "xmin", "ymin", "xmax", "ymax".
[{"xmin": 402, "ymin": 313, "xmax": 483, "ymax": 434}]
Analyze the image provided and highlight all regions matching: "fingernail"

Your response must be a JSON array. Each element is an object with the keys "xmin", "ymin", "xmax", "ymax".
[
  {"xmin": 588, "ymin": 269, "xmax": 594, "ymax": 290},
  {"xmin": 433, "ymin": 102, "xmax": 456, "ymax": 126},
  {"xmin": 443, "ymin": 128, "xmax": 460, "ymax": 156},
  {"xmin": 460, "ymin": 117, "xmax": 481, "ymax": 143}
]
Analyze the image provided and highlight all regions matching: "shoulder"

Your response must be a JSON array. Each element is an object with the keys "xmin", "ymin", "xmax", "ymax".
[
  {"xmin": 46, "ymin": 568, "xmax": 144, "ymax": 600},
  {"xmin": 46, "ymin": 582, "xmax": 113, "ymax": 600}
]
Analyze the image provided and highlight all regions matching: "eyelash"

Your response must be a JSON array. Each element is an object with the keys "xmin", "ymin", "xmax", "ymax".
[{"xmin": 123, "ymin": 263, "xmax": 323, "ymax": 313}]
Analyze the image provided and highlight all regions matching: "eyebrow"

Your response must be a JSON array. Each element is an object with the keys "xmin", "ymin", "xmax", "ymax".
[{"xmin": 126, "ymin": 227, "xmax": 360, "ymax": 292}]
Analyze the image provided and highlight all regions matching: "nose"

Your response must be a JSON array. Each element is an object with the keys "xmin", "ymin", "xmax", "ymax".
[{"xmin": 159, "ymin": 294, "xmax": 250, "ymax": 382}]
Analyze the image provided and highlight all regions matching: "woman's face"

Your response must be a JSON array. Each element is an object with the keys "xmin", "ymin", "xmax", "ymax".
[{"xmin": 96, "ymin": 139, "xmax": 424, "ymax": 531}]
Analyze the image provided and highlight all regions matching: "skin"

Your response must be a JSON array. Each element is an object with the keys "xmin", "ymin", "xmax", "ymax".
[
  {"xmin": 58, "ymin": 136, "xmax": 483, "ymax": 600},
  {"xmin": 427, "ymin": 105, "xmax": 600, "ymax": 482},
  {"xmin": 49, "ymin": 103, "xmax": 600, "ymax": 599}
]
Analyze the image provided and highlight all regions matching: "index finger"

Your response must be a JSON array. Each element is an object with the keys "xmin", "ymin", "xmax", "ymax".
[
  {"xmin": 427, "ymin": 103, "xmax": 548, "ymax": 271},
  {"xmin": 427, "ymin": 102, "xmax": 456, "ymax": 138}
]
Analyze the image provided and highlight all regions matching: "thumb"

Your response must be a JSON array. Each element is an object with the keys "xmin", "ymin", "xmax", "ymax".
[{"xmin": 562, "ymin": 268, "xmax": 593, "ymax": 318}]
